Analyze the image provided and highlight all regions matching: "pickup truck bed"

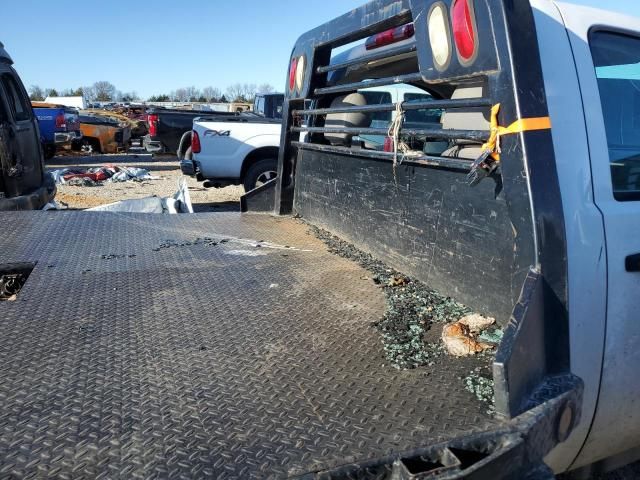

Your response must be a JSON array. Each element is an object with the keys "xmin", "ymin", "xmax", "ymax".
[{"xmin": 0, "ymin": 211, "xmax": 496, "ymax": 478}]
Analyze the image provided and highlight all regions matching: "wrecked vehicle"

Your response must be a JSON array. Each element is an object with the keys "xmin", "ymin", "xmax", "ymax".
[
  {"xmin": 31, "ymin": 102, "xmax": 82, "ymax": 159},
  {"xmin": 84, "ymin": 108, "xmax": 148, "ymax": 138},
  {"xmin": 1, "ymin": 1, "xmax": 640, "ymax": 479},
  {"xmin": 74, "ymin": 114, "xmax": 131, "ymax": 154},
  {"xmin": 0, "ymin": 42, "xmax": 55, "ymax": 209}
]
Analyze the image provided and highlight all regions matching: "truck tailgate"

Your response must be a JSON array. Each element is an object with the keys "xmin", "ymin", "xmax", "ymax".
[{"xmin": 0, "ymin": 212, "xmax": 498, "ymax": 478}]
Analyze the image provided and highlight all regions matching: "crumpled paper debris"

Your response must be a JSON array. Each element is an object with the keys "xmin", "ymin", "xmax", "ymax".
[{"xmin": 442, "ymin": 314, "xmax": 496, "ymax": 357}]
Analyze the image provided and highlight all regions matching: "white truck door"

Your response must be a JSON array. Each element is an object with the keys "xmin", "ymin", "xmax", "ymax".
[{"xmin": 559, "ymin": 2, "xmax": 640, "ymax": 466}]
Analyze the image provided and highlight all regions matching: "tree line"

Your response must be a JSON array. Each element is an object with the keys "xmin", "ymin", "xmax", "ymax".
[{"xmin": 28, "ymin": 81, "xmax": 275, "ymax": 104}]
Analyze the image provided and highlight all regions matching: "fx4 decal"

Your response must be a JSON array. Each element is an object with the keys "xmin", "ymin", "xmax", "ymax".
[{"xmin": 204, "ymin": 130, "xmax": 231, "ymax": 137}]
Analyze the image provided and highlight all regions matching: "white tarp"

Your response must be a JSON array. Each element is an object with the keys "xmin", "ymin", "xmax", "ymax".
[{"xmin": 86, "ymin": 179, "xmax": 193, "ymax": 214}]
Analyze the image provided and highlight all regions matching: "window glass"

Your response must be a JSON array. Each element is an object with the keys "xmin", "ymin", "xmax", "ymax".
[
  {"xmin": 273, "ymin": 96, "xmax": 284, "ymax": 119},
  {"xmin": 0, "ymin": 92, "xmax": 7, "ymax": 123},
  {"xmin": 1, "ymin": 74, "xmax": 31, "ymax": 122},
  {"xmin": 404, "ymin": 92, "xmax": 442, "ymax": 125},
  {"xmin": 590, "ymin": 31, "xmax": 640, "ymax": 201},
  {"xmin": 256, "ymin": 97, "xmax": 265, "ymax": 116},
  {"xmin": 360, "ymin": 91, "xmax": 392, "ymax": 122}
]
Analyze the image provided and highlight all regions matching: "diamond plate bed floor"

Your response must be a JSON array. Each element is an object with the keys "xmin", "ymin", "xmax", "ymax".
[{"xmin": 0, "ymin": 212, "xmax": 498, "ymax": 479}]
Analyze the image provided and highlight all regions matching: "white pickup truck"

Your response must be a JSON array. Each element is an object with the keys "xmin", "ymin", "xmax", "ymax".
[
  {"xmin": 180, "ymin": 93, "xmax": 285, "ymax": 191},
  {"xmin": 183, "ymin": 86, "xmax": 441, "ymax": 192}
]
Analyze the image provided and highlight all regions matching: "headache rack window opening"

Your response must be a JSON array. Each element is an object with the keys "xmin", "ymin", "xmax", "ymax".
[
  {"xmin": 292, "ymin": 97, "xmax": 493, "ymax": 117},
  {"xmin": 301, "ymin": 48, "xmax": 493, "ymax": 165},
  {"xmin": 292, "ymin": 126, "xmax": 489, "ymax": 142}
]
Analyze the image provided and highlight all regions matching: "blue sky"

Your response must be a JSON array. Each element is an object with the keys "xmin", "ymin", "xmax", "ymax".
[
  {"xmin": 3, "ymin": 0, "xmax": 640, "ymax": 100},
  {"xmin": 3, "ymin": 0, "xmax": 365, "ymax": 99}
]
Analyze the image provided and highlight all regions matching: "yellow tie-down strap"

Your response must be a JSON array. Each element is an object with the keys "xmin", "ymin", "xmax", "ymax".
[{"xmin": 482, "ymin": 103, "xmax": 552, "ymax": 161}]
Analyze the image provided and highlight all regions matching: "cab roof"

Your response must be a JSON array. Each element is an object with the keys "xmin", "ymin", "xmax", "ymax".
[{"xmin": 0, "ymin": 41, "xmax": 13, "ymax": 64}]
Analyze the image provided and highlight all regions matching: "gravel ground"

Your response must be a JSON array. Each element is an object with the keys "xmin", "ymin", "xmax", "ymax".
[{"xmin": 46, "ymin": 152, "xmax": 244, "ymax": 212}]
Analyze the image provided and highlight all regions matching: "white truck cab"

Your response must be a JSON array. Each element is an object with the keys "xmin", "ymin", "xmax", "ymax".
[{"xmin": 532, "ymin": 1, "xmax": 640, "ymax": 473}]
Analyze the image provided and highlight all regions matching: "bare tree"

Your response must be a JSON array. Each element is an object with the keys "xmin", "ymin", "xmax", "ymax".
[
  {"xmin": 202, "ymin": 86, "xmax": 221, "ymax": 102},
  {"xmin": 184, "ymin": 86, "xmax": 200, "ymax": 102},
  {"xmin": 83, "ymin": 85, "xmax": 96, "ymax": 103},
  {"xmin": 28, "ymin": 85, "xmax": 45, "ymax": 101},
  {"xmin": 257, "ymin": 83, "xmax": 275, "ymax": 94},
  {"xmin": 225, "ymin": 83, "xmax": 244, "ymax": 102},
  {"xmin": 242, "ymin": 83, "xmax": 258, "ymax": 102},
  {"xmin": 226, "ymin": 83, "xmax": 258, "ymax": 102},
  {"xmin": 93, "ymin": 81, "xmax": 117, "ymax": 102},
  {"xmin": 173, "ymin": 88, "xmax": 189, "ymax": 102}
]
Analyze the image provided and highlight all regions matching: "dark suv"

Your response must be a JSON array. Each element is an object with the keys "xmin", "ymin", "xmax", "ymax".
[{"xmin": 0, "ymin": 42, "xmax": 55, "ymax": 210}]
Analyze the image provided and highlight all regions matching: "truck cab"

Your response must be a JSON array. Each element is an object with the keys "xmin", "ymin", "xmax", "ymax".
[
  {"xmin": 0, "ymin": 42, "xmax": 55, "ymax": 210},
  {"xmin": 253, "ymin": 92, "xmax": 285, "ymax": 119}
]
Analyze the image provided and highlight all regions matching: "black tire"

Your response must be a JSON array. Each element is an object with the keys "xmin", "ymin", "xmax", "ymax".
[
  {"xmin": 243, "ymin": 158, "xmax": 278, "ymax": 192},
  {"xmin": 177, "ymin": 131, "xmax": 192, "ymax": 160},
  {"xmin": 81, "ymin": 138, "xmax": 101, "ymax": 155}
]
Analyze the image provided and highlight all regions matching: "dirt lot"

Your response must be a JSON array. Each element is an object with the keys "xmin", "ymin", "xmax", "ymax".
[{"xmin": 47, "ymin": 152, "xmax": 244, "ymax": 212}]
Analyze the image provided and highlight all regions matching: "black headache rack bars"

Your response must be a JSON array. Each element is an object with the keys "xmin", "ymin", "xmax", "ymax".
[{"xmin": 244, "ymin": 0, "xmax": 577, "ymax": 477}]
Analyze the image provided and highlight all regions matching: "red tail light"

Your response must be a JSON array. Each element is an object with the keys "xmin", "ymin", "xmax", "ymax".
[
  {"xmin": 365, "ymin": 23, "xmax": 415, "ymax": 50},
  {"xmin": 191, "ymin": 130, "xmax": 201, "ymax": 154},
  {"xmin": 55, "ymin": 113, "xmax": 66, "ymax": 129},
  {"xmin": 148, "ymin": 114, "xmax": 158, "ymax": 137},
  {"xmin": 452, "ymin": 0, "xmax": 477, "ymax": 62},
  {"xmin": 289, "ymin": 57, "xmax": 298, "ymax": 92}
]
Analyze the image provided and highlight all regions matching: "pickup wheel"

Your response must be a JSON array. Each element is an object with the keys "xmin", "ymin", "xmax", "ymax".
[
  {"xmin": 243, "ymin": 158, "xmax": 278, "ymax": 192},
  {"xmin": 177, "ymin": 131, "xmax": 192, "ymax": 160},
  {"xmin": 80, "ymin": 138, "xmax": 100, "ymax": 154}
]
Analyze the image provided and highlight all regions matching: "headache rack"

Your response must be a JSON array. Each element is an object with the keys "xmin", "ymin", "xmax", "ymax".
[
  {"xmin": 241, "ymin": 0, "xmax": 580, "ymax": 478},
  {"xmin": 290, "ymin": 73, "xmax": 493, "ymax": 173},
  {"xmin": 271, "ymin": 0, "xmax": 508, "ymax": 199}
]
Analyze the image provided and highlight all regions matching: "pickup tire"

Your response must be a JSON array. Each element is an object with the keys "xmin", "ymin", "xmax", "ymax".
[
  {"xmin": 79, "ymin": 138, "xmax": 101, "ymax": 154},
  {"xmin": 177, "ymin": 131, "xmax": 192, "ymax": 160},
  {"xmin": 243, "ymin": 158, "xmax": 278, "ymax": 192}
]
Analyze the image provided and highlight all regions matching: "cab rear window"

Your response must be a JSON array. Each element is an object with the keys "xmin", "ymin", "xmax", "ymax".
[
  {"xmin": 404, "ymin": 93, "xmax": 442, "ymax": 125},
  {"xmin": 0, "ymin": 74, "xmax": 31, "ymax": 122},
  {"xmin": 360, "ymin": 91, "xmax": 392, "ymax": 122},
  {"xmin": 590, "ymin": 31, "xmax": 640, "ymax": 201}
]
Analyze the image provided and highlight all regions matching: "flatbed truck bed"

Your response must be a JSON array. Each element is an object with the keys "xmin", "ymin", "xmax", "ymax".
[{"xmin": 0, "ymin": 212, "xmax": 497, "ymax": 478}]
